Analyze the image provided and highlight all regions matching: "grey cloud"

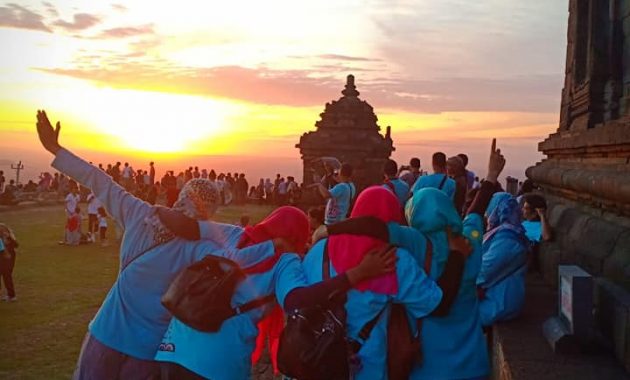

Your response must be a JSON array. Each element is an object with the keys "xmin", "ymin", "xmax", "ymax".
[
  {"xmin": 111, "ymin": 4, "xmax": 127, "ymax": 12},
  {"xmin": 0, "ymin": 3, "xmax": 51, "ymax": 32},
  {"xmin": 53, "ymin": 13, "xmax": 101, "ymax": 31},
  {"xmin": 98, "ymin": 24, "xmax": 154, "ymax": 38},
  {"xmin": 36, "ymin": 58, "xmax": 562, "ymax": 113},
  {"xmin": 317, "ymin": 54, "xmax": 381, "ymax": 62}
]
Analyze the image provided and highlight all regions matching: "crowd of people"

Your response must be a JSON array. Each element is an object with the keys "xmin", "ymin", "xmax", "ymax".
[{"xmin": 12, "ymin": 109, "xmax": 557, "ymax": 380}]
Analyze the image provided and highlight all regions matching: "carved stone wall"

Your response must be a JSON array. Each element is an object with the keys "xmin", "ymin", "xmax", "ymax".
[{"xmin": 527, "ymin": 0, "xmax": 630, "ymax": 370}]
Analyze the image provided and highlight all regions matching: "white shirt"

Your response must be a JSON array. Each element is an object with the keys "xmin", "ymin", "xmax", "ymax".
[
  {"xmin": 122, "ymin": 166, "xmax": 133, "ymax": 178},
  {"xmin": 87, "ymin": 193, "xmax": 102, "ymax": 214},
  {"xmin": 98, "ymin": 215, "xmax": 108, "ymax": 228},
  {"xmin": 65, "ymin": 193, "xmax": 80, "ymax": 216},
  {"xmin": 278, "ymin": 182, "xmax": 288, "ymax": 194}
]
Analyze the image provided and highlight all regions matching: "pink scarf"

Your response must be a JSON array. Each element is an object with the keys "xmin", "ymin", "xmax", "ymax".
[{"xmin": 328, "ymin": 186, "xmax": 403, "ymax": 294}]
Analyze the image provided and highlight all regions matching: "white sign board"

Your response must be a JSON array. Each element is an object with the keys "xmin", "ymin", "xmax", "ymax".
[{"xmin": 560, "ymin": 276, "xmax": 573, "ymax": 330}]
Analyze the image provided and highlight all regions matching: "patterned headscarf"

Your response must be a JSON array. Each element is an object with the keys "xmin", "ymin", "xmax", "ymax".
[
  {"xmin": 173, "ymin": 178, "xmax": 220, "ymax": 220},
  {"xmin": 146, "ymin": 178, "xmax": 220, "ymax": 244},
  {"xmin": 483, "ymin": 192, "xmax": 525, "ymax": 243}
]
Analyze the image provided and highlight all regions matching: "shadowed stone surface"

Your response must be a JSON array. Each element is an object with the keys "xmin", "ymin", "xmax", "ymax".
[
  {"xmin": 493, "ymin": 275, "xmax": 629, "ymax": 379},
  {"xmin": 527, "ymin": 0, "xmax": 630, "ymax": 372}
]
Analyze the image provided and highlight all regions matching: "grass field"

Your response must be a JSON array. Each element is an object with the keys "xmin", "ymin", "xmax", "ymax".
[{"xmin": 0, "ymin": 203, "xmax": 275, "ymax": 380}]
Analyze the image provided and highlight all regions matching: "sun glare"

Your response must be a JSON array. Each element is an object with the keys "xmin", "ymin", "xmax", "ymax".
[{"xmin": 65, "ymin": 88, "xmax": 236, "ymax": 154}]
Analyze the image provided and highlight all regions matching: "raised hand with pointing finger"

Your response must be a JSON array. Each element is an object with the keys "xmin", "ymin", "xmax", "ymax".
[{"xmin": 486, "ymin": 138, "xmax": 506, "ymax": 184}]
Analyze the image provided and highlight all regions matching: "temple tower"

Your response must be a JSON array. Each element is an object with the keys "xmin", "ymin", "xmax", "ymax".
[{"xmin": 296, "ymin": 75, "xmax": 394, "ymax": 191}]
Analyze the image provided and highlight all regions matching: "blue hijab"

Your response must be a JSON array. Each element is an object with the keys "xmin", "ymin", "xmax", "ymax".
[{"xmin": 484, "ymin": 192, "xmax": 524, "ymax": 243}]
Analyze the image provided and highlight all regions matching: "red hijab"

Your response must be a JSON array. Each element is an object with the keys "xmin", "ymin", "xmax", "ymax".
[
  {"xmin": 328, "ymin": 186, "xmax": 404, "ymax": 294},
  {"xmin": 243, "ymin": 206, "xmax": 310, "ymax": 374},
  {"xmin": 237, "ymin": 206, "xmax": 310, "ymax": 273}
]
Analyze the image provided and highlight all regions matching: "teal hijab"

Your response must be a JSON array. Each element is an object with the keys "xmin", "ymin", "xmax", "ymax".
[
  {"xmin": 404, "ymin": 188, "xmax": 463, "ymax": 277},
  {"xmin": 405, "ymin": 188, "xmax": 463, "ymax": 235}
]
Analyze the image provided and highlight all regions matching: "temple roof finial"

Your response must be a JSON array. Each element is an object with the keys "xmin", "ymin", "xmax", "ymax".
[{"xmin": 341, "ymin": 74, "xmax": 360, "ymax": 97}]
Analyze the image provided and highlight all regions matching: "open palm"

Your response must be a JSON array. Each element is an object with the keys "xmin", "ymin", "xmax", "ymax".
[{"xmin": 36, "ymin": 110, "xmax": 61, "ymax": 154}]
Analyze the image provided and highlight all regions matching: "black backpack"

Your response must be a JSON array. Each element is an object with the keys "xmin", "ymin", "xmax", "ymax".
[
  {"xmin": 161, "ymin": 255, "xmax": 274, "ymax": 332},
  {"xmin": 277, "ymin": 241, "xmax": 384, "ymax": 380}
]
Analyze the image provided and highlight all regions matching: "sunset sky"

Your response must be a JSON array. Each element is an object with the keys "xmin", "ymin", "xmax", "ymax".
[{"xmin": 0, "ymin": 0, "xmax": 568, "ymax": 183}]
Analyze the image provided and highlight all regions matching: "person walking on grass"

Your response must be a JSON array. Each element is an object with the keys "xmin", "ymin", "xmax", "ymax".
[{"xmin": 0, "ymin": 223, "xmax": 18, "ymax": 302}]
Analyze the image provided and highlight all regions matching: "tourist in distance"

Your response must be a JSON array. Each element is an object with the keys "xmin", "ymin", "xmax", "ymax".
[
  {"xmin": 382, "ymin": 158, "xmax": 410, "ymax": 207},
  {"xmin": 521, "ymin": 194, "xmax": 552, "ymax": 244},
  {"xmin": 458, "ymin": 153, "xmax": 476, "ymax": 191},
  {"xmin": 311, "ymin": 162, "xmax": 356, "ymax": 226},
  {"xmin": 398, "ymin": 157, "xmax": 422, "ymax": 188},
  {"xmin": 35, "ymin": 110, "xmax": 285, "ymax": 380},
  {"xmin": 447, "ymin": 155, "xmax": 468, "ymax": 215},
  {"xmin": 0, "ymin": 223, "xmax": 18, "ymax": 302},
  {"xmin": 410, "ymin": 152, "xmax": 456, "ymax": 199},
  {"xmin": 521, "ymin": 194, "xmax": 552, "ymax": 273}
]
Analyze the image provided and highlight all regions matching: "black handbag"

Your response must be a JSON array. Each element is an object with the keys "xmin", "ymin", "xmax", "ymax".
[
  {"xmin": 277, "ymin": 241, "xmax": 350, "ymax": 380},
  {"xmin": 161, "ymin": 255, "xmax": 274, "ymax": 332}
]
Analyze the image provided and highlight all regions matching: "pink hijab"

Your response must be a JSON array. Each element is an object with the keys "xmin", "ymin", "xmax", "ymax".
[{"xmin": 328, "ymin": 186, "xmax": 404, "ymax": 294}]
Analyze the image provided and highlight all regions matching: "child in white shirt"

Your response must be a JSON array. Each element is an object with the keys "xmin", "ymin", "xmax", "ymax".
[{"xmin": 98, "ymin": 207, "xmax": 109, "ymax": 247}]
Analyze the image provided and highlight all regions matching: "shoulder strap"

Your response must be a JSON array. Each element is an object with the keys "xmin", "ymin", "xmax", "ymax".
[
  {"xmin": 438, "ymin": 174, "xmax": 448, "ymax": 190},
  {"xmin": 357, "ymin": 305, "xmax": 387, "ymax": 342},
  {"xmin": 121, "ymin": 237, "xmax": 175, "ymax": 272},
  {"xmin": 231, "ymin": 294, "xmax": 276, "ymax": 316},
  {"xmin": 353, "ymin": 244, "xmax": 397, "ymax": 349}
]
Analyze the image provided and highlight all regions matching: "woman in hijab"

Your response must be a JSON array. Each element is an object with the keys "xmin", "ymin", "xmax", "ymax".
[
  {"xmin": 301, "ymin": 186, "xmax": 447, "ymax": 380},
  {"xmin": 36, "ymin": 110, "xmax": 279, "ymax": 380},
  {"xmin": 155, "ymin": 205, "xmax": 394, "ymax": 380},
  {"xmin": 476, "ymin": 192, "xmax": 529, "ymax": 327}
]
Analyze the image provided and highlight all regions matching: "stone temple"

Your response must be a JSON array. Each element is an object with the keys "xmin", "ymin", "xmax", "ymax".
[
  {"xmin": 527, "ymin": 0, "xmax": 630, "ymax": 371},
  {"xmin": 296, "ymin": 75, "xmax": 394, "ymax": 191}
]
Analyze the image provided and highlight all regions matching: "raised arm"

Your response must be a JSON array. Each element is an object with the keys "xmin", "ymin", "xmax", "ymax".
[
  {"xmin": 157, "ymin": 207, "xmax": 243, "ymax": 246},
  {"xmin": 37, "ymin": 110, "xmax": 150, "ymax": 228},
  {"xmin": 466, "ymin": 138, "xmax": 505, "ymax": 217}
]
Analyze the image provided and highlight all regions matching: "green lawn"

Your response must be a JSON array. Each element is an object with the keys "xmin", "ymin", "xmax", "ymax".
[{"xmin": 0, "ymin": 203, "xmax": 275, "ymax": 380}]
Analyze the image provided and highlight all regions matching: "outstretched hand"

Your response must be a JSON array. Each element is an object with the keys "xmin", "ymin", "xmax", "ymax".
[
  {"xmin": 36, "ymin": 110, "xmax": 61, "ymax": 155},
  {"xmin": 486, "ymin": 138, "xmax": 505, "ymax": 183}
]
